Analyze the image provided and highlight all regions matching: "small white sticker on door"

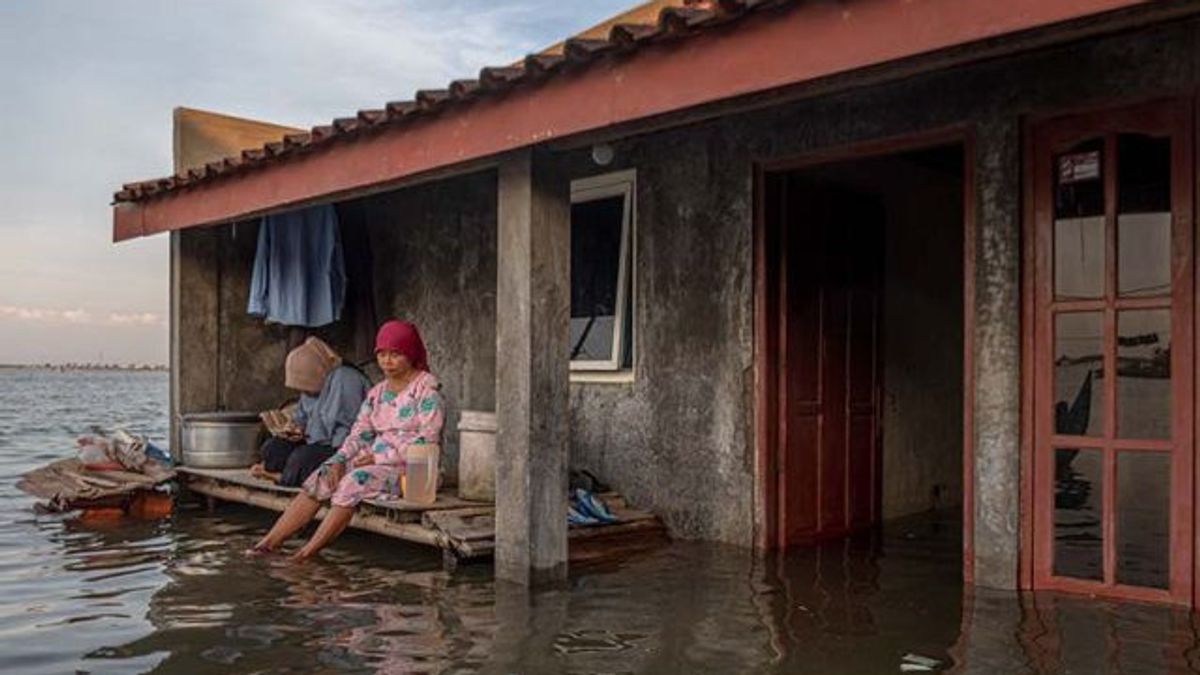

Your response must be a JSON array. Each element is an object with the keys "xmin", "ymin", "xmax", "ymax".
[{"xmin": 1058, "ymin": 151, "xmax": 1101, "ymax": 184}]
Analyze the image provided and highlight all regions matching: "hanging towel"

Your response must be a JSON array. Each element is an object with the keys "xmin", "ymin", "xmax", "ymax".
[{"xmin": 247, "ymin": 204, "xmax": 346, "ymax": 327}]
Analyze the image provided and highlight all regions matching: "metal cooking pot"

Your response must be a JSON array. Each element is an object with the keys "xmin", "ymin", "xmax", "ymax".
[{"xmin": 179, "ymin": 412, "xmax": 263, "ymax": 469}]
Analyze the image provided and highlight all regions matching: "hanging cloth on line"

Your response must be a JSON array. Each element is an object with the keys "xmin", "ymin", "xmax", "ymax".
[{"xmin": 248, "ymin": 204, "xmax": 347, "ymax": 327}]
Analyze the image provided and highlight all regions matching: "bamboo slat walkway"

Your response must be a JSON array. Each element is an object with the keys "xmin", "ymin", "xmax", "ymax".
[{"xmin": 177, "ymin": 466, "xmax": 666, "ymax": 569}]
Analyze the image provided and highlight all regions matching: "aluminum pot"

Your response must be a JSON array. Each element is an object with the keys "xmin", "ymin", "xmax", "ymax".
[{"xmin": 179, "ymin": 412, "xmax": 263, "ymax": 469}]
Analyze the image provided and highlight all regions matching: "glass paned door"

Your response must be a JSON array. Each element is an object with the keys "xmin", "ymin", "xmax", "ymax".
[{"xmin": 1032, "ymin": 99, "xmax": 1193, "ymax": 605}]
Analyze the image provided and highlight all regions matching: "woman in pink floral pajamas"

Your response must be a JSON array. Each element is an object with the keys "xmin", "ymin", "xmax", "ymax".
[
  {"xmin": 305, "ymin": 370, "xmax": 444, "ymax": 506},
  {"xmin": 251, "ymin": 320, "xmax": 444, "ymax": 560}
]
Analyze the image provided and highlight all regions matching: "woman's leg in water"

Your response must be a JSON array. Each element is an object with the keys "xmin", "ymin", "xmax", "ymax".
[
  {"xmin": 288, "ymin": 465, "xmax": 396, "ymax": 560},
  {"xmin": 254, "ymin": 492, "xmax": 321, "ymax": 551},
  {"xmin": 291, "ymin": 505, "xmax": 354, "ymax": 560}
]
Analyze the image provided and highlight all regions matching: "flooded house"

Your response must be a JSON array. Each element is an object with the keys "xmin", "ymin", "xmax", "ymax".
[{"xmin": 111, "ymin": 0, "xmax": 1200, "ymax": 606}]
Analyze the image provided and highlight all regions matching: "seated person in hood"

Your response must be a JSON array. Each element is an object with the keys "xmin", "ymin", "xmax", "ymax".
[{"xmin": 252, "ymin": 337, "xmax": 369, "ymax": 488}]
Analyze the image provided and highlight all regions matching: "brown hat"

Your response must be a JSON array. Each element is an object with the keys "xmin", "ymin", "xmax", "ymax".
[{"xmin": 284, "ymin": 337, "xmax": 341, "ymax": 393}]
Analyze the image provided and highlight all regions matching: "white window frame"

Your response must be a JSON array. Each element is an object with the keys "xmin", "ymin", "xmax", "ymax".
[{"xmin": 569, "ymin": 169, "xmax": 636, "ymax": 374}]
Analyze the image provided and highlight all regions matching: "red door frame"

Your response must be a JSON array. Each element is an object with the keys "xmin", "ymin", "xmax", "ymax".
[
  {"xmin": 754, "ymin": 127, "xmax": 978, "ymax": 582},
  {"xmin": 1024, "ymin": 98, "xmax": 1195, "ymax": 605}
]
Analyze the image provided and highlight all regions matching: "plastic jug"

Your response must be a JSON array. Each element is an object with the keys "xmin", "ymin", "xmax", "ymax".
[{"xmin": 403, "ymin": 444, "xmax": 440, "ymax": 505}]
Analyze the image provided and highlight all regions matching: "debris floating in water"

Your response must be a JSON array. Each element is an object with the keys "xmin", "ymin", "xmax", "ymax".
[{"xmin": 900, "ymin": 653, "xmax": 942, "ymax": 672}]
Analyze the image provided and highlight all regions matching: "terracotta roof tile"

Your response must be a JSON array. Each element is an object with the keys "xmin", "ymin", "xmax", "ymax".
[
  {"xmin": 522, "ymin": 53, "xmax": 565, "ymax": 77},
  {"xmin": 283, "ymin": 132, "xmax": 312, "ymax": 148},
  {"xmin": 415, "ymin": 89, "xmax": 451, "ymax": 110},
  {"xmin": 384, "ymin": 100, "xmax": 417, "ymax": 119},
  {"xmin": 331, "ymin": 117, "xmax": 359, "ymax": 133},
  {"xmin": 449, "ymin": 79, "xmax": 481, "ymax": 99},
  {"xmin": 356, "ymin": 109, "xmax": 386, "ymax": 125},
  {"xmin": 479, "ymin": 66, "xmax": 524, "ymax": 89},
  {"xmin": 610, "ymin": 22, "xmax": 661, "ymax": 48},
  {"xmin": 563, "ymin": 37, "xmax": 615, "ymax": 62}
]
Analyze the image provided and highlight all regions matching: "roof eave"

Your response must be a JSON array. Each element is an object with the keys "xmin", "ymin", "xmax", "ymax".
[{"xmin": 112, "ymin": 0, "xmax": 1155, "ymax": 242}]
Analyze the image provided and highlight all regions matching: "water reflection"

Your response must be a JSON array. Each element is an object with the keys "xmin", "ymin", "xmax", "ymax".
[
  {"xmin": 23, "ymin": 507, "xmax": 1186, "ymax": 673},
  {"xmin": 14, "ymin": 372, "xmax": 1200, "ymax": 672}
]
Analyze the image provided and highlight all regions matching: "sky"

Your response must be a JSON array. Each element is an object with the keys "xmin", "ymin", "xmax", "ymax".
[{"xmin": 0, "ymin": 0, "xmax": 632, "ymax": 365}]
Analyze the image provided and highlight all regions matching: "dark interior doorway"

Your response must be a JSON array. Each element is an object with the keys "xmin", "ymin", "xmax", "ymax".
[{"xmin": 762, "ymin": 142, "xmax": 966, "ymax": 549}]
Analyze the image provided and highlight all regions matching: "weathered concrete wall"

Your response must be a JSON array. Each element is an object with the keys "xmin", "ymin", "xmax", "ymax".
[
  {"xmin": 177, "ymin": 172, "xmax": 498, "ymax": 477},
  {"xmin": 359, "ymin": 173, "xmax": 498, "ymax": 416},
  {"xmin": 552, "ymin": 127, "xmax": 757, "ymax": 545}
]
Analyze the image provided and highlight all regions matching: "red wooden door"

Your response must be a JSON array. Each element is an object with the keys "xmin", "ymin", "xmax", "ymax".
[
  {"xmin": 1031, "ymin": 99, "xmax": 1194, "ymax": 604},
  {"xmin": 778, "ymin": 176, "xmax": 883, "ymax": 546}
]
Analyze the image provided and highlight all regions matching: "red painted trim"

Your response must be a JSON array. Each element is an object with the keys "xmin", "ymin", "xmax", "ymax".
[
  {"xmin": 962, "ymin": 133, "xmax": 978, "ymax": 586},
  {"xmin": 113, "ymin": 0, "xmax": 1148, "ymax": 240},
  {"xmin": 753, "ymin": 164, "xmax": 776, "ymax": 550},
  {"xmin": 1020, "ymin": 116, "xmax": 1037, "ymax": 590},
  {"xmin": 1193, "ymin": 95, "xmax": 1200, "ymax": 608}
]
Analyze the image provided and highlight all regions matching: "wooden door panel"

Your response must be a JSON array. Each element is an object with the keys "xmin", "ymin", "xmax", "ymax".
[
  {"xmin": 819, "ymin": 287, "xmax": 850, "ymax": 534},
  {"xmin": 778, "ymin": 176, "xmax": 883, "ymax": 545},
  {"xmin": 782, "ymin": 417, "xmax": 819, "ymax": 540},
  {"xmin": 848, "ymin": 414, "xmax": 876, "ymax": 528}
]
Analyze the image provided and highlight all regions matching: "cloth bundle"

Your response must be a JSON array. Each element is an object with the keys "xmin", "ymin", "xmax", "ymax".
[{"xmin": 76, "ymin": 430, "xmax": 173, "ymax": 478}]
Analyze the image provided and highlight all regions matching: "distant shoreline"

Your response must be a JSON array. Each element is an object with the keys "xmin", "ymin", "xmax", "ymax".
[{"xmin": 0, "ymin": 364, "xmax": 167, "ymax": 372}]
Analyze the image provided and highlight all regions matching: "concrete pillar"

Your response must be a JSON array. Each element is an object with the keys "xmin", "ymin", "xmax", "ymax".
[
  {"xmin": 169, "ymin": 231, "xmax": 182, "ymax": 460},
  {"xmin": 494, "ymin": 149, "xmax": 571, "ymax": 586},
  {"xmin": 971, "ymin": 116, "xmax": 1022, "ymax": 589},
  {"xmin": 175, "ymin": 227, "xmax": 221, "ymax": 453}
]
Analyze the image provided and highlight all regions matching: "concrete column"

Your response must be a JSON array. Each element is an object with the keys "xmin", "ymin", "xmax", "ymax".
[
  {"xmin": 972, "ymin": 116, "xmax": 1022, "ymax": 589},
  {"xmin": 176, "ymin": 227, "xmax": 221, "ymax": 447},
  {"xmin": 494, "ymin": 149, "xmax": 571, "ymax": 586},
  {"xmin": 169, "ymin": 231, "xmax": 182, "ymax": 460}
]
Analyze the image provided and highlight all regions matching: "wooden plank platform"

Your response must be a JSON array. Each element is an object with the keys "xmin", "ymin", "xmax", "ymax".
[{"xmin": 177, "ymin": 466, "xmax": 667, "ymax": 567}]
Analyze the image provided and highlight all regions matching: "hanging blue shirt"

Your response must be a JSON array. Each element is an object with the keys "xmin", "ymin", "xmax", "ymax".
[
  {"xmin": 293, "ymin": 365, "xmax": 371, "ymax": 448},
  {"xmin": 247, "ymin": 204, "xmax": 346, "ymax": 327}
]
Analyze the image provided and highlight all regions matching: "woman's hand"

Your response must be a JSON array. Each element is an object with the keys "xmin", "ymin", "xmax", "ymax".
[
  {"xmin": 283, "ymin": 423, "xmax": 305, "ymax": 442},
  {"xmin": 352, "ymin": 452, "xmax": 376, "ymax": 468},
  {"xmin": 328, "ymin": 461, "xmax": 347, "ymax": 485}
]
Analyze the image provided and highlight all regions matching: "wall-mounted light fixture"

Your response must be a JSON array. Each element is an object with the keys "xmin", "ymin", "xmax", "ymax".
[{"xmin": 591, "ymin": 143, "xmax": 614, "ymax": 166}]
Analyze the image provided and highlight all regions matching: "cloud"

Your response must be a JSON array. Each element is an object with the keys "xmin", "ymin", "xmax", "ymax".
[
  {"xmin": 0, "ymin": 305, "xmax": 163, "ymax": 327},
  {"xmin": 107, "ymin": 311, "xmax": 166, "ymax": 326},
  {"xmin": 0, "ymin": 305, "xmax": 93, "ymax": 324}
]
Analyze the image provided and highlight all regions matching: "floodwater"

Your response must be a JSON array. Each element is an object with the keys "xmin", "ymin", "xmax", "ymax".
[{"xmin": 2, "ymin": 369, "xmax": 1200, "ymax": 673}]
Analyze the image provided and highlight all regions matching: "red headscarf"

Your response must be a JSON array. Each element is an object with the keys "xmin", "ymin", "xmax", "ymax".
[{"xmin": 374, "ymin": 320, "xmax": 429, "ymax": 371}]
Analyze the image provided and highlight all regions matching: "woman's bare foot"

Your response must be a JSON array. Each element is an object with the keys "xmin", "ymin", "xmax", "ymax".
[
  {"xmin": 245, "ymin": 541, "xmax": 277, "ymax": 557},
  {"xmin": 250, "ymin": 463, "xmax": 281, "ymax": 484}
]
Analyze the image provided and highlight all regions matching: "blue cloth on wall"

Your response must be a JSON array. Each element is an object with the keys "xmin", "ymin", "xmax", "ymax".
[
  {"xmin": 293, "ymin": 365, "xmax": 371, "ymax": 448},
  {"xmin": 247, "ymin": 204, "xmax": 346, "ymax": 327}
]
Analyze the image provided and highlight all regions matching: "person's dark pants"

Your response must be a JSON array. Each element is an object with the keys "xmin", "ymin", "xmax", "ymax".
[{"xmin": 259, "ymin": 437, "xmax": 336, "ymax": 487}]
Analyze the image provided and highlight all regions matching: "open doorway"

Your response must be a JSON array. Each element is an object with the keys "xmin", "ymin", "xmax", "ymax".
[{"xmin": 760, "ymin": 142, "xmax": 967, "ymax": 549}]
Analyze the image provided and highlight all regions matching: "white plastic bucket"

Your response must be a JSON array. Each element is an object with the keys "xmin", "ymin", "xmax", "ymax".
[{"xmin": 457, "ymin": 410, "xmax": 497, "ymax": 502}]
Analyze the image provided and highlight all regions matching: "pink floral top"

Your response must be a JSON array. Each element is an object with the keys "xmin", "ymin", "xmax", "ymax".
[{"xmin": 329, "ymin": 371, "xmax": 445, "ymax": 468}]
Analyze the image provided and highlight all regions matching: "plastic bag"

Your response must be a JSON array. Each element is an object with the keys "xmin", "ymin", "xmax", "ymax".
[{"xmin": 76, "ymin": 436, "xmax": 123, "ymax": 471}]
